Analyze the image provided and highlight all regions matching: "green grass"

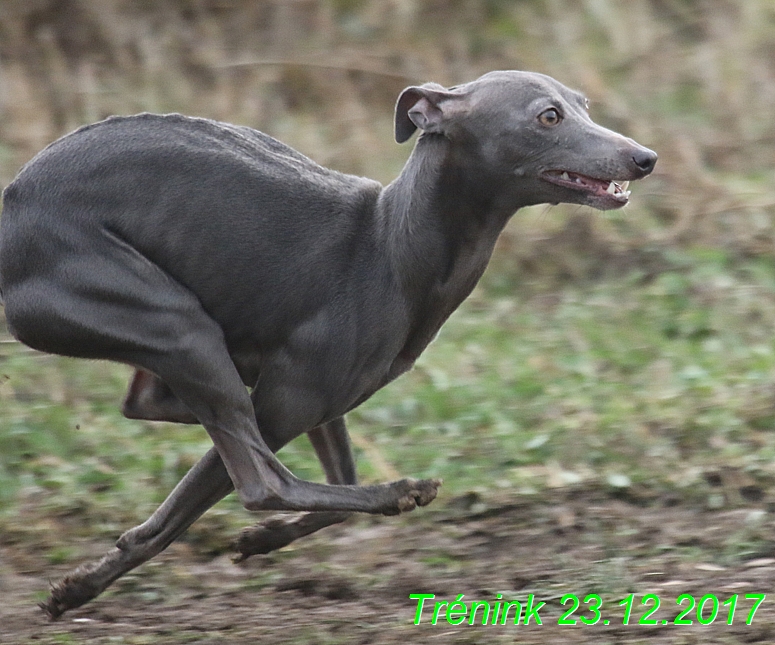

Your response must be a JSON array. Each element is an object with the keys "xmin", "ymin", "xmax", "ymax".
[
  {"xmin": 349, "ymin": 251, "xmax": 775, "ymax": 497},
  {"xmin": 1, "ymin": 246, "xmax": 774, "ymax": 553}
]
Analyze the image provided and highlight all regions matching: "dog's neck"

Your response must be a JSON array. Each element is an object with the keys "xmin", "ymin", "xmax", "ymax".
[{"xmin": 376, "ymin": 134, "xmax": 517, "ymax": 357}]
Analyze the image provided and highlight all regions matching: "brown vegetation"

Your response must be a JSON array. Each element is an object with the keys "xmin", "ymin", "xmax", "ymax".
[{"xmin": 0, "ymin": 0, "xmax": 773, "ymax": 272}]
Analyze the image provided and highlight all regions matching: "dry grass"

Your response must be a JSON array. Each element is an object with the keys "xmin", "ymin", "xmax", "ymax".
[{"xmin": 0, "ymin": 0, "xmax": 773, "ymax": 265}]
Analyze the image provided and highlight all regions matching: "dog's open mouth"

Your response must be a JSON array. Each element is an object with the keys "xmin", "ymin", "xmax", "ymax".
[{"xmin": 541, "ymin": 170, "xmax": 631, "ymax": 208}]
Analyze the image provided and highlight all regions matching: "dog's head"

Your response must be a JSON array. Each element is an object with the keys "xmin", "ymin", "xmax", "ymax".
[{"xmin": 395, "ymin": 70, "xmax": 656, "ymax": 211}]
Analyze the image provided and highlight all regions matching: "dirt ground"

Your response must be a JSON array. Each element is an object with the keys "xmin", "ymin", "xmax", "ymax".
[{"xmin": 2, "ymin": 489, "xmax": 775, "ymax": 645}]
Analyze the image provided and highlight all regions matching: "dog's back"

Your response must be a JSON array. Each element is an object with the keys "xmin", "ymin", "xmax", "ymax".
[{"xmin": 0, "ymin": 114, "xmax": 384, "ymax": 345}]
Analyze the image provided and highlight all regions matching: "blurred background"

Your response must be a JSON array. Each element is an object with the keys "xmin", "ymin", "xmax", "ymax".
[{"xmin": 1, "ymin": 1, "xmax": 775, "ymax": 640}]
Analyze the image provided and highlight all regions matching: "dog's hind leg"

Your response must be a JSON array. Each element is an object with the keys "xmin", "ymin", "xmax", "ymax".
[
  {"xmin": 233, "ymin": 417, "xmax": 355, "ymax": 561},
  {"xmin": 42, "ymin": 446, "xmax": 234, "ymax": 618}
]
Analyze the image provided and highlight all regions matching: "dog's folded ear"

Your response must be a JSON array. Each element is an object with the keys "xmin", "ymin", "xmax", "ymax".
[{"xmin": 394, "ymin": 83, "xmax": 465, "ymax": 143}]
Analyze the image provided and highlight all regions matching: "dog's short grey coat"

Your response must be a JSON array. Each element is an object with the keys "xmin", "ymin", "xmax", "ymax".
[{"xmin": 0, "ymin": 70, "xmax": 656, "ymax": 617}]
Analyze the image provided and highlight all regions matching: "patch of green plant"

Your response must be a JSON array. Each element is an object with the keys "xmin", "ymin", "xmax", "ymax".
[{"xmin": 1, "ymin": 246, "xmax": 774, "ymax": 549}]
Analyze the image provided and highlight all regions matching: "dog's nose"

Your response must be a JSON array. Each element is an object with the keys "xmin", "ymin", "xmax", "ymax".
[{"xmin": 632, "ymin": 147, "xmax": 658, "ymax": 175}]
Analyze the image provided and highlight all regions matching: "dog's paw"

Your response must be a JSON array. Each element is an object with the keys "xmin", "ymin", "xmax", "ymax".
[
  {"xmin": 394, "ymin": 478, "xmax": 442, "ymax": 514},
  {"xmin": 232, "ymin": 514, "xmax": 297, "ymax": 561}
]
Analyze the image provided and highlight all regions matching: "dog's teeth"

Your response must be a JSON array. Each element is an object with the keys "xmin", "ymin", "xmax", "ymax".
[
  {"xmin": 621, "ymin": 181, "xmax": 630, "ymax": 191},
  {"xmin": 606, "ymin": 181, "xmax": 617, "ymax": 194},
  {"xmin": 575, "ymin": 177, "xmax": 583, "ymax": 184},
  {"xmin": 561, "ymin": 171, "xmax": 570, "ymax": 181}
]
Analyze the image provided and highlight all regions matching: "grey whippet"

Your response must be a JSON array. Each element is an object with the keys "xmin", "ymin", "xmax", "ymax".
[{"xmin": 0, "ymin": 70, "xmax": 656, "ymax": 617}]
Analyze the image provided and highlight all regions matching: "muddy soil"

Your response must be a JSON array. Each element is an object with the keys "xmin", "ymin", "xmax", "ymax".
[{"xmin": 2, "ymin": 489, "xmax": 774, "ymax": 644}]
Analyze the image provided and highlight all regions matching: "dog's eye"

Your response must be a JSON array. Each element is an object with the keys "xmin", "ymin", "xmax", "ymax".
[{"xmin": 538, "ymin": 108, "xmax": 562, "ymax": 127}]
